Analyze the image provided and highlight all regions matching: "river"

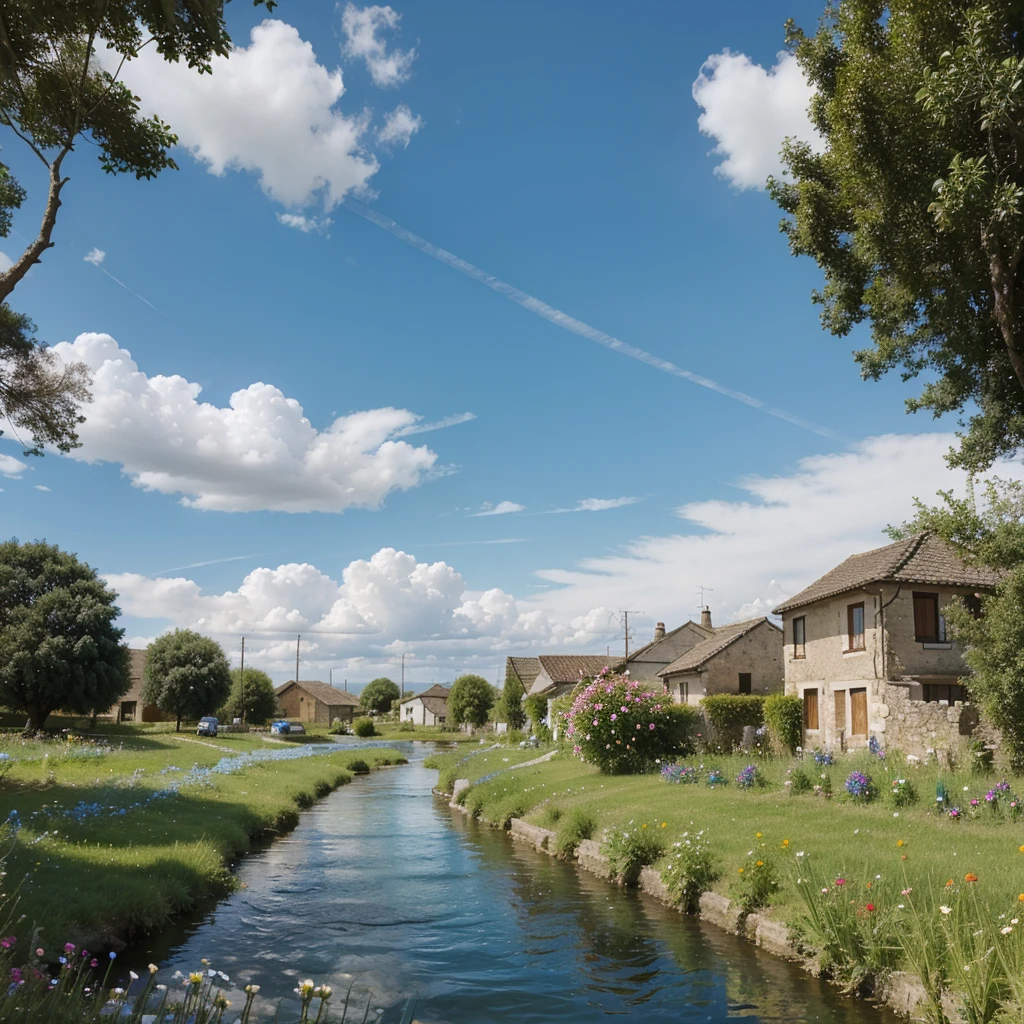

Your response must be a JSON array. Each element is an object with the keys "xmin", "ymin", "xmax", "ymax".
[{"xmin": 126, "ymin": 740, "xmax": 897, "ymax": 1023}]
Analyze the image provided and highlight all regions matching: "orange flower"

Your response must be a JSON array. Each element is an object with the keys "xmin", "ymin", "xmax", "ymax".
[
  {"xmin": 866, "ymin": 881, "xmax": 872, "ymax": 889},
  {"xmin": 1018, "ymin": 894, "xmax": 1024, "ymax": 902},
  {"xmin": 965, "ymin": 873, "xmax": 978, "ymax": 883},
  {"xmin": 738, "ymin": 868, "xmax": 745, "ymax": 874},
  {"xmin": 946, "ymin": 879, "xmax": 955, "ymax": 887},
  {"xmin": 1019, "ymin": 845, "xmax": 1024, "ymax": 854},
  {"xmin": 782, "ymin": 839, "xmax": 790, "ymax": 847},
  {"xmin": 901, "ymin": 854, "xmax": 907, "ymax": 860},
  {"xmin": 755, "ymin": 860, "xmax": 763, "ymax": 867},
  {"xmin": 897, "ymin": 840, "xmax": 905, "ymax": 848}
]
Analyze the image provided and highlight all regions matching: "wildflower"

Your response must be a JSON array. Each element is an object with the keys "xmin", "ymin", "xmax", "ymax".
[
  {"xmin": 738, "ymin": 868, "xmax": 745, "ymax": 874},
  {"xmin": 660, "ymin": 822, "xmax": 667, "ymax": 828},
  {"xmin": 940, "ymin": 906, "xmax": 952, "ymax": 915},
  {"xmin": 897, "ymin": 839, "xmax": 905, "ymax": 847},
  {"xmin": 642, "ymin": 823, "xmax": 647, "ymax": 829},
  {"xmin": 946, "ymin": 879, "xmax": 954, "ymax": 887},
  {"xmin": 245, "ymin": 984, "xmax": 261, "ymax": 994},
  {"xmin": 1018, "ymin": 894, "xmax": 1024, "ymax": 902},
  {"xmin": 129, "ymin": 971, "xmax": 139, "ymax": 982},
  {"xmin": 865, "ymin": 903, "xmax": 875, "ymax": 912},
  {"xmin": 901, "ymin": 888, "xmax": 913, "ymax": 896},
  {"xmin": 835, "ymin": 878, "xmax": 846, "ymax": 887},
  {"xmin": 90, "ymin": 960, "xmax": 98, "ymax": 968},
  {"xmin": 1019, "ymin": 845, "xmax": 1024, "ymax": 854},
  {"xmin": 756, "ymin": 860, "xmax": 763, "ymax": 867},
  {"xmin": 148, "ymin": 964, "xmax": 158, "ymax": 975},
  {"xmin": 189, "ymin": 972, "xmax": 203, "ymax": 985},
  {"xmin": 821, "ymin": 887, "xmax": 829, "ymax": 894},
  {"xmin": 782, "ymin": 839, "xmax": 790, "ymax": 847},
  {"xmin": 1001, "ymin": 926, "xmax": 1014, "ymax": 935},
  {"xmin": 965, "ymin": 873, "xmax": 978, "ymax": 883},
  {"xmin": 108, "ymin": 952, "xmax": 116, "ymax": 960},
  {"xmin": 35, "ymin": 949, "xmax": 43, "ymax": 957},
  {"xmin": 756, "ymin": 833, "xmax": 762, "ymax": 838},
  {"xmin": 63, "ymin": 943, "xmax": 75, "ymax": 954}
]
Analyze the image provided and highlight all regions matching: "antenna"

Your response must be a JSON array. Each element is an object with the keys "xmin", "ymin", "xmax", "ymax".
[{"xmin": 695, "ymin": 585, "xmax": 714, "ymax": 609}]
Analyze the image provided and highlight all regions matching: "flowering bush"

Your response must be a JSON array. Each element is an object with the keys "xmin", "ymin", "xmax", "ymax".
[
  {"xmin": 705, "ymin": 768, "xmax": 728, "ymax": 787},
  {"xmin": 812, "ymin": 749, "xmax": 835, "ymax": 766},
  {"xmin": 563, "ymin": 670, "xmax": 679, "ymax": 773},
  {"xmin": 868, "ymin": 735, "xmax": 886, "ymax": 759},
  {"xmin": 661, "ymin": 828, "xmax": 720, "ymax": 912},
  {"xmin": 735, "ymin": 764, "xmax": 767, "ymax": 789},
  {"xmin": 844, "ymin": 770, "xmax": 875, "ymax": 802},
  {"xmin": 601, "ymin": 821, "xmax": 666, "ymax": 886},
  {"xmin": 732, "ymin": 838, "xmax": 780, "ymax": 912},
  {"xmin": 661, "ymin": 763, "xmax": 701, "ymax": 784},
  {"xmin": 889, "ymin": 776, "xmax": 918, "ymax": 808}
]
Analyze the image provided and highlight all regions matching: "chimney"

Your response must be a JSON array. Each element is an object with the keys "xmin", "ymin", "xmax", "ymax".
[
  {"xmin": 700, "ymin": 606, "xmax": 713, "ymax": 630},
  {"xmin": 654, "ymin": 622, "xmax": 666, "ymax": 641}
]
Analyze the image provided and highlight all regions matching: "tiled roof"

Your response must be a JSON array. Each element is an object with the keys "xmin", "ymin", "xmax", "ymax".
[
  {"xmin": 505, "ymin": 657, "xmax": 541, "ymax": 690},
  {"xmin": 773, "ymin": 534, "xmax": 1002, "ymax": 614},
  {"xmin": 417, "ymin": 697, "xmax": 449, "ymax": 716},
  {"xmin": 401, "ymin": 683, "xmax": 450, "ymax": 704},
  {"xmin": 659, "ymin": 618, "xmax": 779, "ymax": 676},
  {"xmin": 276, "ymin": 680, "xmax": 361, "ymax": 706},
  {"xmin": 536, "ymin": 655, "xmax": 612, "ymax": 687},
  {"xmin": 620, "ymin": 621, "xmax": 713, "ymax": 666}
]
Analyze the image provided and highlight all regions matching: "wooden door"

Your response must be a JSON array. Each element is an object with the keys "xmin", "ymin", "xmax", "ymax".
[
  {"xmin": 850, "ymin": 688, "xmax": 868, "ymax": 736},
  {"xmin": 834, "ymin": 690, "xmax": 846, "ymax": 732},
  {"xmin": 803, "ymin": 688, "xmax": 819, "ymax": 731}
]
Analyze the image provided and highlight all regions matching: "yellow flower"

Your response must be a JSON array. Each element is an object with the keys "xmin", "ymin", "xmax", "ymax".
[
  {"xmin": 1019, "ymin": 845, "xmax": 1024, "ymax": 854},
  {"xmin": 189, "ymin": 972, "xmax": 203, "ymax": 985},
  {"xmin": 781, "ymin": 839, "xmax": 789, "ymax": 847},
  {"xmin": 1018, "ymin": 894, "xmax": 1024, "ymax": 902},
  {"xmin": 755, "ymin": 860, "xmax": 763, "ymax": 867},
  {"xmin": 755, "ymin": 832, "xmax": 762, "ymax": 838},
  {"xmin": 738, "ymin": 867, "xmax": 745, "ymax": 874},
  {"xmin": 661, "ymin": 822, "xmax": 667, "ymax": 828},
  {"xmin": 148, "ymin": 964, "xmax": 158, "ymax": 975},
  {"xmin": 642, "ymin": 823, "xmax": 648, "ymax": 829},
  {"xmin": 897, "ymin": 839, "xmax": 905, "ymax": 848}
]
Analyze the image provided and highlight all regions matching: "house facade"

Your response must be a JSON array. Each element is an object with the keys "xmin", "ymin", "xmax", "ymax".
[
  {"xmin": 658, "ymin": 618, "xmax": 783, "ymax": 705},
  {"xmin": 528, "ymin": 655, "xmax": 612, "ymax": 735},
  {"xmin": 105, "ymin": 649, "xmax": 173, "ymax": 723},
  {"xmin": 616, "ymin": 616, "xmax": 715, "ymax": 685},
  {"xmin": 401, "ymin": 684, "xmax": 451, "ymax": 726},
  {"xmin": 773, "ymin": 533, "xmax": 1000, "ymax": 755},
  {"xmin": 275, "ymin": 680, "xmax": 361, "ymax": 726}
]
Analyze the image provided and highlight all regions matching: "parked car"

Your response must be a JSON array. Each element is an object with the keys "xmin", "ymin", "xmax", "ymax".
[
  {"xmin": 270, "ymin": 720, "xmax": 291, "ymax": 735},
  {"xmin": 289, "ymin": 722, "xmax": 305, "ymax": 734},
  {"xmin": 197, "ymin": 716, "xmax": 218, "ymax": 737}
]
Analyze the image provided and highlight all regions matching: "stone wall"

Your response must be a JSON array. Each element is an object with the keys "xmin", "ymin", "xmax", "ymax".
[{"xmin": 878, "ymin": 683, "xmax": 987, "ymax": 759}]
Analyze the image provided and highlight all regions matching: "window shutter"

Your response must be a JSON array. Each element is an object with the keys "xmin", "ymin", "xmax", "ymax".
[{"xmin": 913, "ymin": 594, "xmax": 934, "ymax": 640}]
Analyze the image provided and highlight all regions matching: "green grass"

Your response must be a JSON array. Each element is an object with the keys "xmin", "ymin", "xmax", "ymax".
[
  {"xmin": 424, "ymin": 744, "xmax": 550, "ymax": 792},
  {"xmin": 0, "ymin": 729, "xmax": 406, "ymax": 948},
  {"xmin": 426, "ymin": 748, "xmax": 1024, "ymax": 918}
]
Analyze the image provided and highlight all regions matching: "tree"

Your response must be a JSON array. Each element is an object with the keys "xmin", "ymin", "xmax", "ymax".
[
  {"xmin": 770, "ymin": 2, "xmax": 1024, "ymax": 472},
  {"xmin": 524, "ymin": 693, "xmax": 548, "ymax": 732},
  {"xmin": 0, "ymin": 538, "xmax": 129, "ymax": 730},
  {"xmin": 361, "ymin": 677, "xmax": 400, "ymax": 715},
  {"xmin": 141, "ymin": 629, "xmax": 231, "ymax": 731},
  {"xmin": 1, "ymin": 305, "xmax": 90, "ymax": 455},
  {"xmin": 448, "ymin": 674, "xmax": 495, "ymax": 729},
  {"xmin": 497, "ymin": 669, "xmax": 527, "ymax": 730},
  {"xmin": 221, "ymin": 667, "xmax": 277, "ymax": 725},
  {"xmin": 889, "ymin": 479, "xmax": 1024, "ymax": 767},
  {"xmin": 0, "ymin": 0, "xmax": 278, "ymax": 305}
]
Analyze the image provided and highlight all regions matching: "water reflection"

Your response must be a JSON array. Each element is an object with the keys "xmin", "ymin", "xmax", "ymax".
[{"xmin": 125, "ymin": 741, "xmax": 895, "ymax": 1023}]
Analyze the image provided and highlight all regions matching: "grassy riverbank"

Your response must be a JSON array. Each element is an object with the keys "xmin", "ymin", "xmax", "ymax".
[
  {"xmin": 428, "ymin": 747, "xmax": 1024, "ymax": 911},
  {"xmin": 0, "ymin": 729, "xmax": 405, "ymax": 948}
]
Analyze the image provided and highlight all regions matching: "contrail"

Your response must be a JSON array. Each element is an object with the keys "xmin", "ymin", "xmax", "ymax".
[
  {"xmin": 152, "ymin": 552, "xmax": 267, "ymax": 576},
  {"xmin": 343, "ymin": 199, "xmax": 840, "ymax": 440},
  {"xmin": 83, "ymin": 247, "xmax": 164, "ymax": 315}
]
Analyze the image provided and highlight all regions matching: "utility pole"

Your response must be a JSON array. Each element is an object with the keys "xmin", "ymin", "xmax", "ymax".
[
  {"xmin": 401, "ymin": 653, "xmax": 405, "ymax": 701},
  {"xmin": 240, "ymin": 636, "xmax": 246, "ymax": 725},
  {"xmin": 295, "ymin": 634, "xmax": 301, "ymax": 683},
  {"xmin": 620, "ymin": 610, "xmax": 641, "ymax": 664}
]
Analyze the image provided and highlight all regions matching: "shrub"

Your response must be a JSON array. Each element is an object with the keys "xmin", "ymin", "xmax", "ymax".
[
  {"xmin": 397, "ymin": 721, "xmax": 414, "ymax": 732},
  {"xmin": 555, "ymin": 808, "xmax": 596, "ymax": 858},
  {"xmin": 660, "ymin": 828, "xmax": 720, "ymax": 912},
  {"xmin": 661, "ymin": 702, "xmax": 701, "ymax": 756},
  {"xmin": 601, "ymin": 821, "xmax": 666, "ymax": 886},
  {"xmin": 889, "ymin": 776, "xmax": 918, "ymax": 807},
  {"xmin": 844, "ymin": 770, "xmax": 875, "ymax": 802},
  {"xmin": 732, "ymin": 842, "xmax": 780, "ymax": 913},
  {"xmin": 661, "ymin": 763, "xmax": 702, "ymax": 784},
  {"xmin": 705, "ymin": 767, "xmax": 727, "ymax": 786},
  {"xmin": 787, "ymin": 766, "xmax": 813, "ymax": 794},
  {"xmin": 811, "ymin": 748, "xmax": 835, "ymax": 766},
  {"xmin": 563, "ymin": 670, "xmax": 679, "ymax": 774},
  {"xmin": 353, "ymin": 717, "xmax": 376, "ymax": 738},
  {"xmin": 735, "ymin": 763, "xmax": 767, "ymax": 789},
  {"xmin": 523, "ymin": 693, "xmax": 548, "ymax": 731},
  {"xmin": 764, "ymin": 693, "xmax": 803, "ymax": 754},
  {"xmin": 699, "ymin": 695, "xmax": 766, "ymax": 750},
  {"xmin": 347, "ymin": 759, "xmax": 370, "ymax": 773}
]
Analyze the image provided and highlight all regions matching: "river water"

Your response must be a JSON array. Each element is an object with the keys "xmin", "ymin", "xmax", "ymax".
[{"xmin": 127, "ymin": 741, "xmax": 896, "ymax": 1023}]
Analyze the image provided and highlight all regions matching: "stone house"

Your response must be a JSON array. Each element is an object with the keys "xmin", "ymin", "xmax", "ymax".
[
  {"xmin": 658, "ymin": 617, "xmax": 784, "ymax": 705},
  {"xmin": 773, "ymin": 533, "xmax": 1000, "ymax": 755},
  {"xmin": 400, "ymin": 684, "xmax": 451, "ymax": 726},
  {"xmin": 615, "ymin": 615, "xmax": 716, "ymax": 685},
  {"xmin": 527, "ymin": 655, "xmax": 612, "ymax": 734},
  {"xmin": 105, "ymin": 649, "xmax": 173, "ymax": 723},
  {"xmin": 275, "ymin": 680, "xmax": 361, "ymax": 726},
  {"xmin": 504, "ymin": 657, "xmax": 541, "ymax": 695}
]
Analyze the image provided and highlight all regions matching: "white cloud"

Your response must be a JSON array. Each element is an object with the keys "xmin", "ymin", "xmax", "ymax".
[
  {"xmin": 111, "ymin": 20, "xmax": 379, "ymax": 215},
  {"xmin": 51, "ymin": 332, "xmax": 442, "ymax": 513},
  {"xmin": 34, "ymin": 484, "xmax": 50, "ymax": 492},
  {"xmin": 341, "ymin": 4, "xmax": 416, "ymax": 87},
  {"xmin": 471, "ymin": 501, "xmax": 526, "ymax": 517},
  {"xmin": 83, "ymin": 247, "xmax": 106, "ymax": 266},
  {"xmin": 547, "ymin": 497, "xmax": 640, "ymax": 514},
  {"xmin": 0, "ymin": 453, "xmax": 27, "ymax": 478},
  {"xmin": 394, "ymin": 412, "xmax": 475, "ymax": 437},
  {"xmin": 692, "ymin": 50, "xmax": 824, "ymax": 189},
  {"xmin": 277, "ymin": 213, "xmax": 332, "ymax": 234},
  {"xmin": 377, "ymin": 104, "xmax": 422, "ymax": 147}
]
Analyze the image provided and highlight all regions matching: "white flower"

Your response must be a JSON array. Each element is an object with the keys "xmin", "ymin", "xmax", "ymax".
[
  {"xmin": 1001, "ymin": 926, "xmax": 1014, "ymax": 935},
  {"xmin": 854, "ymin": 829, "xmax": 859, "ymax": 834},
  {"xmin": 893, "ymin": 812, "xmax": 899, "ymax": 817},
  {"xmin": 1012, "ymin": 919, "xmax": 1019, "ymax": 925},
  {"xmin": 963, "ymin": 786, "xmax": 970, "ymax": 791},
  {"xmin": 129, "ymin": 972, "xmax": 139, "ymax": 981},
  {"xmin": 898, "ymin": 904, "xmax": 905, "ymax": 909},
  {"xmin": 796, "ymin": 851, "xmax": 805, "ymax": 858},
  {"xmin": 940, "ymin": 906, "xmax": 952, "ymax": 915}
]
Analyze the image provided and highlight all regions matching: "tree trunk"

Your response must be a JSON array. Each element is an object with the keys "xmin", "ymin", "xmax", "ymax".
[
  {"xmin": 985, "ymin": 232, "xmax": 1024, "ymax": 393},
  {"xmin": 176, "ymin": 713, "xmax": 181, "ymax": 733},
  {"xmin": 0, "ymin": 149, "xmax": 70, "ymax": 305},
  {"xmin": 26, "ymin": 705, "xmax": 50, "ymax": 733}
]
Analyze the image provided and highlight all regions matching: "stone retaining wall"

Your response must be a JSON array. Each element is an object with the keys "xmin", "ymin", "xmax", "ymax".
[{"xmin": 879, "ymin": 685, "xmax": 996, "ymax": 761}]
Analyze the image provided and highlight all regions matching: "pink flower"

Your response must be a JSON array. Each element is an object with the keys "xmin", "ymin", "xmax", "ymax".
[
  {"xmin": 620, "ymin": 706, "xmax": 628, "ymax": 712},
  {"xmin": 649, "ymin": 723, "xmax": 656, "ymax": 730},
  {"xmin": 636, "ymin": 723, "xmax": 641, "ymax": 729},
  {"xmin": 610, "ymin": 713, "xmax": 617, "ymax": 721},
  {"xmin": 835, "ymin": 878, "xmax": 846, "ymax": 887}
]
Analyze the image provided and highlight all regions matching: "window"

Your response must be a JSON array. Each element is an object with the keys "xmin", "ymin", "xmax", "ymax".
[
  {"xmin": 847, "ymin": 602, "xmax": 865, "ymax": 651},
  {"xmin": 923, "ymin": 683, "xmax": 966, "ymax": 705},
  {"xmin": 793, "ymin": 616, "xmax": 806, "ymax": 658},
  {"xmin": 738, "ymin": 673, "xmax": 752, "ymax": 694},
  {"xmin": 913, "ymin": 592, "xmax": 942, "ymax": 642},
  {"xmin": 803, "ymin": 688, "xmax": 819, "ymax": 731},
  {"xmin": 405, "ymin": 705, "xmax": 413, "ymax": 716}
]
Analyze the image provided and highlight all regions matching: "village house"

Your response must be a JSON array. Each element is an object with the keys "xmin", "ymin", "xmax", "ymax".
[
  {"xmin": 773, "ymin": 533, "xmax": 1000, "ymax": 755},
  {"xmin": 106, "ymin": 649, "xmax": 173, "ymax": 723},
  {"xmin": 504, "ymin": 657, "xmax": 541, "ymax": 695},
  {"xmin": 615, "ymin": 615, "xmax": 717, "ymax": 685},
  {"xmin": 275, "ymin": 679, "xmax": 361, "ymax": 726},
  {"xmin": 657, "ymin": 616, "xmax": 783, "ymax": 704},
  {"xmin": 400, "ymin": 684, "xmax": 451, "ymax": 726},
  {"xmin": 527, "ymin": 655, "xmax": 612, "ymax": 735}
]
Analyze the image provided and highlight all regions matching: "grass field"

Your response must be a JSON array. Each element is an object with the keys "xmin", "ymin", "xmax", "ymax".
[
  {"xmin": 0, "ymin": 729, "xmax": 405, "ymax": 949},
  {"xmin": 426, "ymin": 746, "xmax": 1024, "ymax": 917}
]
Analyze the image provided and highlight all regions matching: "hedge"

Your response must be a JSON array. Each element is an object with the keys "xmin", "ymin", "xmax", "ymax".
[
  {"xmin": 699, "ymin": 694, "xmax": 765, "ymax": 750},
  {"xmin": 764, "ymin": 693, "xmax": 802, "ymax": 754}
]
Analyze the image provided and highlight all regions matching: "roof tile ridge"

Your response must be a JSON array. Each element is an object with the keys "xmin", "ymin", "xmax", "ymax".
[{"xmin": 889, "ymin": 531, "xmax": 928, "ymax": 578}]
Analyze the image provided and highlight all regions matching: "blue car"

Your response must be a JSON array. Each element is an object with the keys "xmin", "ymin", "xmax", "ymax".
[
  {"xmin": 270, "ymin": 720, "xmax": 291, "ymax": 735},
  {"xmin": 196, "ymin": 716, "xmax": 218, "ymax": 737}
]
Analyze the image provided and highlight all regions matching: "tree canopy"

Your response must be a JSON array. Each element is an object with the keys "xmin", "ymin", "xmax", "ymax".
[
  {"xmin": 141, "ymin": 629, "xmax": 232, "ymax": 731},
  {"xmin": 0, "ymin": 538, "xmax": 129, "ymax": 730},
  {"xmin": 771, "ymin": 1, "xmax": 1024, "ymax": 472},
  {"xmin": 361, "ymin": 677, "xmax": 400, "ymax": 715},
  {"xmin": 0, "ymin": 0, "xmax": 277, "ymax": 304},
  {"xmin": 497, "ymin": 669, "xmax": 527, "ymax": 730},
  {"xmin": 221, "ymin": 667, "xmax": 277, "ymax": 725},
  {"xmin": 448, "ymin": 674, "xmax": 495, "ymax": 729}
]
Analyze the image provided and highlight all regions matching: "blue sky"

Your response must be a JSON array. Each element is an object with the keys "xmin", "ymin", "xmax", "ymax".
[{"xmin": 0, "ymin": 1, "xmax": 977, "ymax": 686}]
